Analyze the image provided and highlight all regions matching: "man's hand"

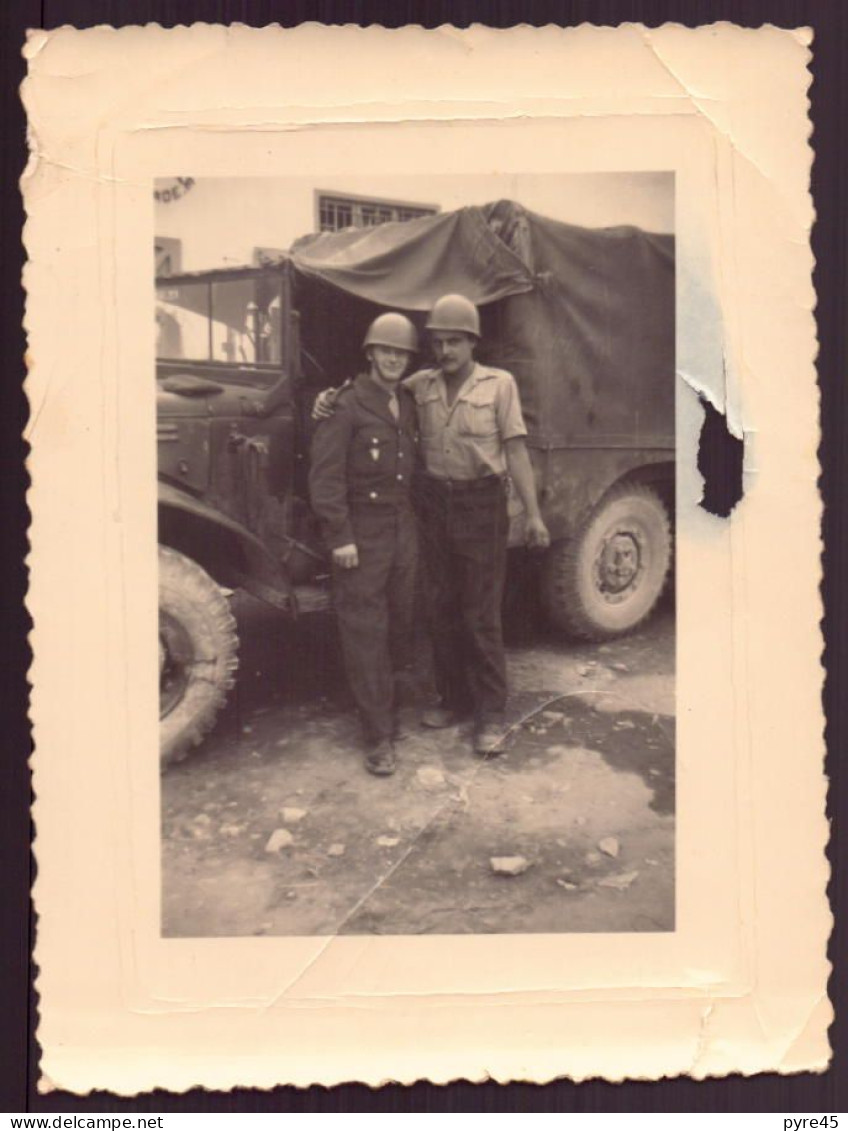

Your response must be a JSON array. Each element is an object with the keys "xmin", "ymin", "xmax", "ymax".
[
  {"xmin": 311, "ymin": 384, "xmax": 344, "ymax": 422},
  {"xmin": 525, "ymin": 515, "xmax": 551, "ymax": 550},
  {"xmin": 332, "ymin": 543, "xmax": 359, "ymax": 570},
  {"xmin": 504, "ymin": 438, "xmax": 551, "ymax": 551}
]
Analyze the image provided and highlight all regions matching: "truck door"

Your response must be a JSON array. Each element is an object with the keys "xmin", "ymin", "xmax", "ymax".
[{"xmin": 200, "ymin": 271, "xmax": 296, "ymax": 555}]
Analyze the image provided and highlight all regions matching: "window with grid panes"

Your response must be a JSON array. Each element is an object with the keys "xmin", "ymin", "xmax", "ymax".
[{"xmin": 317, "ymin": 193, "xmax": 437, "ymax": 232}]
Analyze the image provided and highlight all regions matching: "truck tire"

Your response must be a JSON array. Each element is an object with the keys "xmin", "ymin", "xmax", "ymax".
[
  {"xmin": 541, "ymin": 482, "xmax": 671, "ymax": 641},
  {"xmin": 159, "ymin": 545, "xmax": 238, "ymax": 767}
]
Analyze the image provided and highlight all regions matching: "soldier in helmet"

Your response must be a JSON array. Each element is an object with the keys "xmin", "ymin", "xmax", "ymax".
[
  {"xmin": 309, "ymin": 312, "xmax": 420, "ymax": 776},
  {"xmin": 314, "ymin": 293, "xmax": 550, "ymax": 757},
  {"xmin": 406, "ymin": 294, "xmax": 550, "ymax": 755}
]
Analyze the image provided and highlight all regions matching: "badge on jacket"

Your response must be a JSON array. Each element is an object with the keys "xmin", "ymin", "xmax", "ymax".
[{"xmin": 370, "ymin": 438, "xmax": 381, "ymax": 462}]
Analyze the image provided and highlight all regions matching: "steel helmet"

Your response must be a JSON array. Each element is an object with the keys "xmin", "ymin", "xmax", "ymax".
[
  {"xmin": 363, "ymin": 312, "xmax": 418, "ymax": 353},
  {"xmin": 425, "ymin": 293, "xmax": 481, "ymax": 338}
]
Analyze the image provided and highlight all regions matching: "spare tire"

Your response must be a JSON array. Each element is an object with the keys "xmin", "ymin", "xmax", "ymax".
[
  {"xmin": 541, "ymin": 482, "xmax": 671, "ymax": 641},
  {"xmin": 159, "ymin": 545, "xmax": 238, "ymax": 766}
]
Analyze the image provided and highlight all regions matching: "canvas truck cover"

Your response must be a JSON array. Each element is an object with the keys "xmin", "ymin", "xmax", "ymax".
[{"xmin": 291, "ymin": 200, "xmax": 675, "ymax": 450}]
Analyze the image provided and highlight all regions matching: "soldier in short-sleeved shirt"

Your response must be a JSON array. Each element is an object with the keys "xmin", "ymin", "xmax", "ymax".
[{"xmin": 408, "ymin": 295, "xmax": 550, "ymax": 755}]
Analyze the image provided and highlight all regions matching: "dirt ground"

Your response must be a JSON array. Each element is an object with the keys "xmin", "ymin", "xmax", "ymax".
[{"xmin": 162, "ymin": 578, "xmax": 675, "ymax": 938}]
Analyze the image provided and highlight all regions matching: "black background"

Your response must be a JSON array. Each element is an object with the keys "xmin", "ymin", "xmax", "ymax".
[{"xmin": 2, "ymin": 0, "xmax": 844, "ymax": 1113}]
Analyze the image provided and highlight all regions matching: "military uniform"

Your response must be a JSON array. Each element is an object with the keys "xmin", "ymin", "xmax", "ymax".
[
  {"xmin": 309, "ymin": 372, "xmax": 419, "ymax": 745},
  {"xmin": 406, "ymin": 362, "xmax": 528, "ymax": 725}
]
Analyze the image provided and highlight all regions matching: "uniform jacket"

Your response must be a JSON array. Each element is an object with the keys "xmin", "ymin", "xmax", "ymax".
[{"xmin": 309, "ymin": 372, "xmax": 419, "ymax": 550}]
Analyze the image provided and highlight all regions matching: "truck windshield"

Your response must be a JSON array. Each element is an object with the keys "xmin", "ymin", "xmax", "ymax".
[{"xmin": 156, "ymin": 276, "xmax": 284, "ymax": 368}]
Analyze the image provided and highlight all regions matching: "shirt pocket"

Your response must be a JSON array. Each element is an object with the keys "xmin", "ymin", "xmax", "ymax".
[
  {"xmin": 457, "ymin": 389, "xmax": 498, "ymax": 438},
  {"xmin": 414, "ymin": 389, "xmax": 443, "ymax": 438}
]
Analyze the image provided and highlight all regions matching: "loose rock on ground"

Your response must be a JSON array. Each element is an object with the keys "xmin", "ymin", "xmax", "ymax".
[
  {"xmin": 490, "ymin": 855, "xmax": 531, "ymax": 876},
  {"xmin": 265, "ymin": 828, "xmax": 295, "ymax": 853}
]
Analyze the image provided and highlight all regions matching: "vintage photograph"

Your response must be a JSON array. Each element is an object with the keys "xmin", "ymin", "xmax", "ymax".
[
  {"xmin": 25, "ymin": 21, "xmax": 827, "ymax": 1091},
  {"xmin": 155, "ymin": 173, "xmax": 676, "ymax": 938}
]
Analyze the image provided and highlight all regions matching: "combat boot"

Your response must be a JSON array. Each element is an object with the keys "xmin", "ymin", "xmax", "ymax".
[
  {"xmin": 420, "ymin": 705, "xmax": 467, "ymax": 729},
  {"xmin": 365, "ymin": 739, "xmax": 397, "ymax": 776},
  {"xmin": 474, "ymin": 721, "xmax": 506, "ymax": 756}
]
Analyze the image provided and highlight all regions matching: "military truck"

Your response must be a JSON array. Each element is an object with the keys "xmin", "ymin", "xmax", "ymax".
[{"xmin": 157, "ymin": 200, "xmax": 674, "ymax": 764}]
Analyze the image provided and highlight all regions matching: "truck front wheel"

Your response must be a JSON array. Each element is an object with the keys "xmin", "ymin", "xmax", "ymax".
[
  {"xmin": 159, "ymin": 545, "xmax": 239, "ymax": 766},
  {"xmin": 541, "ymin": 482, "xmax": 672, "ymax": 641}
]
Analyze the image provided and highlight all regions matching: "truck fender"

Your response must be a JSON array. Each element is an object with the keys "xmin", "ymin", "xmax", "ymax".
[{"xmin": 158, "ymin": 481, "xmax": 294, "ymax": 611}]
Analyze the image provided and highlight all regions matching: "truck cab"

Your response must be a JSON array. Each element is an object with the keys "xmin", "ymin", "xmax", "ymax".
[{"xmin": 156, "ymin": 263, "xmax": 328, "ymax": 764}]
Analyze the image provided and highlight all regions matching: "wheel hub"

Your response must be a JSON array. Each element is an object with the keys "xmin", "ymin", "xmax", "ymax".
[{"xmin": 594, "ymin": 529, "xmax": 644, "ymax": 601}]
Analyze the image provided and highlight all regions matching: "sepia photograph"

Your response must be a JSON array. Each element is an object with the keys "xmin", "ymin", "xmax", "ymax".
[
  {"xmin": 155, "ymin": 172, "xmax": 676, "ymax": 937},
  {"xmin": 24, "ymin": 21, "xmax": 827, "ymax": 1091}
]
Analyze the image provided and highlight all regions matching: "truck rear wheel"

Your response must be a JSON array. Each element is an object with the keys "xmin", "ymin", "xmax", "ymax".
[
  {"xmin": 159, "ymin": 545, "xmax": 238, "ymax": 767},
  {"xmin": 541, "ymin": 482, "xmax": 671, "ymax": 641}
]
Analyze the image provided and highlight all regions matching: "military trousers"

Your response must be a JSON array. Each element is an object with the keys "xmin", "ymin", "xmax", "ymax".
[
  {"xmin": 415, "ymin": 474, "xmax": 509, "ymax": 724},
  {"xmin": 332, "ymin": 504, "xmax": 419, "ymax": 744}
]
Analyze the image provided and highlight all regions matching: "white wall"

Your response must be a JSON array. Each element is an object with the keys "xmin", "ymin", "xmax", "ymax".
[{"xmin": 155, "ymin": 173, "xmax": 674, "ymax": 273}]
